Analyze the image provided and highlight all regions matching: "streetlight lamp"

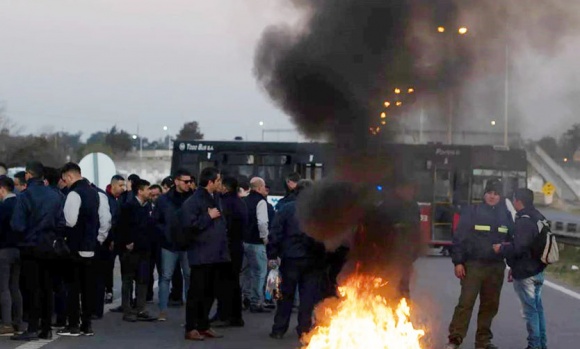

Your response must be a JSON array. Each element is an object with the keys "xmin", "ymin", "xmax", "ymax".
[
  {"xmin": 132, "ymin": 134, "xmax": 143, "ymax": 158},
  {"xmin": 259, "ymin": 121, "xmax": 265, "ymax": 141},
  {"xmin": 162, "ymin": 125, "xmax": 170, "ymax": 150},
  {"xmin": 491, "ymin": 120, "xmax": 496, "ymax": 126}
]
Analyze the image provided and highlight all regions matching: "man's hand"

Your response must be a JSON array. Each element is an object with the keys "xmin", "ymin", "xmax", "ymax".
[
  {"xmin": 492, "ymin": 244, "xmax": 502, "ymax": 254},
  {"xmin": 507, "ymin": 269, "xmax": 514, "ymax": 283},
  {"xmin": 454, "ymin": 264, "xmax": 466, "ymax": 279},
  {"xmin": 126, "ymin": 242, "xmax": 134, "ymax": 251},
  {"xmin": 268, "ymin": 259, "xmax": 279, "ymax": 269},
  {"xmin": 208, "ymin": 207, "xmax": 221, "ymax": 219}
]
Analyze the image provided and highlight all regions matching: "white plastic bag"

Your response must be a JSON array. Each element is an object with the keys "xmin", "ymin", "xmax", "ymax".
[{"xmin": 265, "ymin": 268, "xmax": 281, "ymax": 301}]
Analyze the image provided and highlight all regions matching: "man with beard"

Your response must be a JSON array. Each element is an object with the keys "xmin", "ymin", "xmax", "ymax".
[{"xmin": 446, "ymin": 179, "xmax": 514, "ymax": 349}]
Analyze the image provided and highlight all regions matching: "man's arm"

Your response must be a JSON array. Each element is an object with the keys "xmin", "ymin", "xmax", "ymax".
[
  {"xmin": 97, "ymin": 192, "xmax": 112, "ymax": 244},
  {"xmin": 63, "ymin": 192, "xmax": 81, "ymax": 228},
  {"xmin": 257, "ymin": 199, "xmax": 269, "ymax": 242},
  {"xmin": 10, "ymin": 194, "xmax": 29, "ymax": 234},
  {"xmin": 451, "ymin": 207, "xmax": 472, "ymax": 266},
  {"xmin": 267, "ymin": 209, "xmax": 285, "ymax": 260},
  {"xmin": 182, "ymin": 198, "xmax": 213, "ymax": 232}
]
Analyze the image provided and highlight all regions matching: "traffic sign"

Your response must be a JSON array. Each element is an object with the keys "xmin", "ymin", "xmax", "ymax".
[
  {"xmin": 542, "ymin": 182, "xmax": 556, "ymax": 196},
  {"xmin": 79, "ymin": 152, "xmax": 117, "ymax": 191}
]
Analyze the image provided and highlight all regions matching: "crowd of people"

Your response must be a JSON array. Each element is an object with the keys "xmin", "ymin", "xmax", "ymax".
[
  {"xmin": 0, "ymin": 161, "xmax": 349, "ymax": 343},
  {"xmin": 0, "ymin": 161, "xmax": 552, "ymax": 349}
]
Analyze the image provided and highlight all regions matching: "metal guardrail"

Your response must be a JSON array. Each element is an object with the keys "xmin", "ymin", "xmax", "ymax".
[{"xmin": 548, "ymin": 220, "xmax": 580, "ymax": 247}]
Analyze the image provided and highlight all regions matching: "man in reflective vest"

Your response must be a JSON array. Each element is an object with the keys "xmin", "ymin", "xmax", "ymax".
[{"xmin": 445, "ymin": 179, "xmax": 514, "ymax": 349}]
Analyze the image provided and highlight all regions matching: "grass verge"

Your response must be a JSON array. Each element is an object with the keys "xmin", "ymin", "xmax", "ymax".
[{"xmin": 545, "ymin": 244, "xmax": 580, "ymax": 288}]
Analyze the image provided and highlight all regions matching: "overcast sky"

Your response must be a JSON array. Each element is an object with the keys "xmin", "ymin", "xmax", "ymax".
[{"xmin": 0, "ymin": 0, "xmax": 302, "ymax": 142}]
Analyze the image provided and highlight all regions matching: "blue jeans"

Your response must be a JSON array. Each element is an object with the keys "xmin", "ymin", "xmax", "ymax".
[
  {"xmin": 158, "ymin": 248, "xmax": 190, "ymax": 311},
  {"xmin": 242, "ymin": 243, "xmax": 267, "ymax": 307},
  {"xmin": 513, "ymin": 272, "xmax": 547, "ymax": 349}
]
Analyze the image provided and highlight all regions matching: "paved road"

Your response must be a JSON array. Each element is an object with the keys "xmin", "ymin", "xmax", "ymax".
[{"xmin": 3, "ymin": 257, "xmax": 580, "ymax": 349}]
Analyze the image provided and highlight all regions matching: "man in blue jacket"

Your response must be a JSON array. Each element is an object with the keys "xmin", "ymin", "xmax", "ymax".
[
  {"xmin": 0, "ymin": 177, "xmax": 23, "ymax": 336},
  {"xmin": 10, "ymin": 161, "xmax": 66, "ymax": 341},
  {"xmin": 182, "ymin": 167, "xmax": 229, "ymax": 341},
  {"xmin": 267, "ymin": 179, "xmax": 326, "ymax": 339},
  {"xmin": 493, "ymin": 188, "xmax": 547, "ymax": 349},
  {"xmin": 446, "ymin": 179, "xmax": 514, "ymax": 349},
  {"xmin": 154, "ymin": 169, "xmax": 193, "ymax": 321}
]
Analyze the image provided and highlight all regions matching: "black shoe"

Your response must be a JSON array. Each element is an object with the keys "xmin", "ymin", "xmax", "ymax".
[
  {"xmin": 250, "ymin": 306, "xmax": 272, "ymax": 313},
  {"xmin": 136, "ymin": 311, "xmax": 157, "ymax": 322},
  {"xmin": 52, "ymin": 321, "xmax": 66, "ymax": 329},
  {"xmin": 229, "ymin": 318, "xmax": 245, "ymax": 327},
  {"xmin": 57, "ymin": 326, "xmax": 81, "ymax": 337},
  {"xmin": 80, "ymin": 325, "xmax": 94, "ymax": 337},
  {"xmin": 105, "ymin": 292, "xmax": 113, "ymax": 304},
  {"xmin": 39, "ymin": 330, "xmax": 53, "ymax": 340},
  {"xmin": 123, "ymin": 314, "xmax": 137, "ymax": 322},
  {"xmin": 110, "ymin": 305, "xmax": 124, "ymax": 313},
  {"xmin": 91, "ymin": 314, "xmax": 103, "ymax": 320},
  {"xmin": 11, "ymin": 331, "xmax": 39, "ymax": 341},
  {"xmin": 269, "ymin": 332, "xmax": 284, "ymax": 339},
  {"xmin": 242, "ymin": 298, "xmax": 250, "ymax": 311}
]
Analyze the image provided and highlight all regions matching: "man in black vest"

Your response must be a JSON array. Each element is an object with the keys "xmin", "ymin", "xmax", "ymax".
[
  {"xmin": 242, "ymin": 177, "xmax": 271, "ymax": 313},
  {"xmin": 58, "ymin": 163, "xmax": 111, "ymax": 337}
]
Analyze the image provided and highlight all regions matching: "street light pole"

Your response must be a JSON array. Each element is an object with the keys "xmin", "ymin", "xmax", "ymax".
[{"xmin": 503, "ymin": 43, "xmax": 509, "ymax": 147}]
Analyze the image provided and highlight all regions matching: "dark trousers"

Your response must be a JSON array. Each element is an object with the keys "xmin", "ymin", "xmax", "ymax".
[
  {"xmin": 105, "ymin": 252, "xmax": 116, "ymax": 294},
  {"xmin": 186, "ymin": 263, "xmax": 226, "ymax": 332},
  {"xmin": 64, "ymin": 255, "xmax": 96, "ymax": 328},
  {"xmin": 272, "ymin": 258, "xmax": 323, "ymax": 336},
  {"xmin": 94, "ymin": 245, "xmax": 112, "ymax": 317},
  {"xmin": 170, "ymin": 264, "xmax": 183, "ymax": 301},
  {"xmin": 448, "ymin": 261, "xmax": 505, "ymax": 346},
  {"xmin": 20, "ymin": 248, "xmax": 54, "ymax": 333},
  {"xmin": 120, "ymin": 251, "xmax": 150, "ymax": 315},
  {"xmin": 215, "ymin": 249, "xmax": 243, "ymax": 322},
  {"xmin": 147, "ymin": 243, "xmax": 161, "ymax": 301},
  {"xmin": 52, "ymin": 260, "xmax": 68, "ymax": 325}
]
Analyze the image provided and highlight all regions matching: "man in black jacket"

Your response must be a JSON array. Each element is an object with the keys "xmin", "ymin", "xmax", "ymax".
[
  {"xmin": 267, "ymin": 179, "xmax": 326, "ymax": 339},
  {"xmin": 212, "ymin": 175, "xmax": 248, "ymax": 327},
  {"xmin": 182, "ymin": 167, "xmax": 229, "ymax": 341},
  {"xmin": 154, "ymin": 169, "xmax": 193, "ymax": 321},
  {"xmin": 0, "ymin": 177, "xmax": 23, "ymax": 336},
  {"xmin": 58, "ymin": 162, "xmax": 111, "ymax": 337},
  {"xmin": 274, "ymin": 172, "xmax": 300, "ymax": 211},
  {"xmin": 10, "ymin": 161, "xmax": 66, "ymax": 341},
  {"xmin": 117, "ymin": 179, "xmax": 156, "ymax": 322},
  {"xmin": 493, "ymin": 188, "xmax": 547, "ymax": 349}
]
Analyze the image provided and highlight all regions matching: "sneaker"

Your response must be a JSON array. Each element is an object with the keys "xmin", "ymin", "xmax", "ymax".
[
  {"xmin": 250, "ymin": 305, "xmax": 272, "ymax": 313},
  {"xmin": 105, "ymin": 292, "xmax": 113, "ymax": 304},
  {"xmin": 136, "ymin": 311, "xmax": 157, "ymax": 322},
  {"xmin": 80, "ymin": 325, "xmax": 95, "ymax": 336},
  {"xmin": 57, "ymin": 326, "xmax": 81, "ymax": 337},
  {"xmin": 185, "ymin": 329, "xmax": 205, "ymax": 341},
  {"xmin": 11, "ymin": 330, "xmax": 39, "ymax": 341},
  {"xmin": 123, "ymin": 314, "xmax": 137, "ymax": 322},
  {"xmin": 157, "ymin": 312, "xmax": 167, "ymax": 322},
  {"xmin": 110, "ymin": 305, "xmax": 124, "ymax": 313},
  {"xmin": 0, "ymin": 325, "xmax": 14, "ymax": 336}
]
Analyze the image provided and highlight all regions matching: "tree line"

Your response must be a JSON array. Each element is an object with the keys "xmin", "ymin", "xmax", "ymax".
[{"xmin": 0, "ymin": 112, "xmax": 204, "ymax": 168}]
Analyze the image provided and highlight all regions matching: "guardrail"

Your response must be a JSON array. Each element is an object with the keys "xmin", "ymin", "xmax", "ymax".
[{"xmin": 548, "ymin": 220, "xmax": 580, "ymax": 247}]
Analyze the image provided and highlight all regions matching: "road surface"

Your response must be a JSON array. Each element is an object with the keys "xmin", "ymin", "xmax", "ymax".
[{"xmin": 3, "ymin": 257, "xmax": 580, "ymax": 349}]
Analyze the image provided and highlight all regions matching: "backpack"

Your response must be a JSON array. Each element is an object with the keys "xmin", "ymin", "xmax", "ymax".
[{"xmin": 524, "ymin": 215, "xmax": 559, "ymax": 265}]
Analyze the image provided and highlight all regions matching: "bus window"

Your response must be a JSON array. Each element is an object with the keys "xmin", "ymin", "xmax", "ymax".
[
  {"xmin": 434, "ymin": 170, "xmax": 451, "ymax": 203},
  {"xmin": 257, "ymin": 165, "xmax": 292, "ymax": 195}
]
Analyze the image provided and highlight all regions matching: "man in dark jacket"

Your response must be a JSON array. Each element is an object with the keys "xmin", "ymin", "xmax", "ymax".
[
  {"xmin": 446, "ymin": 179, "xmax": 514, "ymax": 349},
  {"xmin": 212, "ymin": 175, "xmax": 248, "ymax": 327},
  {"xmin": 154, "ymin": 169, "xmax": 193, "ymax": 321},
  {"xmin": 104, "ymin": 175, "xmax": 125, "ymax": 306},
  {"xmin": 493, "ymin": 188, "xmax": 547, "ymax": 349},
  {"xmin": 0, "ymin": 177, "xmax": 23, "ymax": 336},
  {"xmin": 274, "ymin": 172, "xmax": 300, "ymax": 211},
  {"xmin": 58, "ymin": 163, "xmax": 111, "ymax": 337},
  {"xmin": 181, "ymin": 167, "xmax": 229, "ymax": 341},
  {"xmin": 10, "ymin": 161, "xmax": 66, "ymax": 341},
  {"xmin": 267, "ymin": 179, "xmax": 326, "ymax": 339},
  {"xmin": 116, "ymin": 179, "xmax": 156, "ymax": 322}
]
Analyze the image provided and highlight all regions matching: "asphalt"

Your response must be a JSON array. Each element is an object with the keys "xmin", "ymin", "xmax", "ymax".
[{"xmin": 2, "ymin": 257, "xmax": 580, "ymax": 349}]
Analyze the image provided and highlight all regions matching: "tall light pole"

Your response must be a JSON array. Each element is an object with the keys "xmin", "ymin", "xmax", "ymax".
[
  {"xmin": 132, "ymin": 133, "xmax": 142, "ymax": 159},
  {"xmin": 503, "ymin": 40, "xmax": 510, "ymax": 147},
  {"xmin": 259, "ymin": 121, "xmax": 265, "ymax": 141},
  {"xmin": 163, "ymin": 125, "xmax": 170, "ymax": 150}
]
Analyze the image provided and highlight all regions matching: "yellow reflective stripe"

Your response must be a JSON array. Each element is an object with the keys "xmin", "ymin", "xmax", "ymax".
[
  {"xmin": 474, "ymin": 225, "xmax": 491, "ymax": 231},
  {"xmin": 498, "ymin": 226, "xmax": 508, "ymax": 233}
]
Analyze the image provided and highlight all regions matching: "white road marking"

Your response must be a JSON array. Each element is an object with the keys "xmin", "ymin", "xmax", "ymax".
[
  {"xmin": 15, "ymin": 280, "xmax": 158, "ymax": 349},
  {"xmin": 544, "ymin": 279, "xmax": 580, "ymax": 300}
]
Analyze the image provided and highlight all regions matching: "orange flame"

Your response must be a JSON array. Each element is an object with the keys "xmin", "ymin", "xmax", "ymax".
[{"xmin": 303, "ymin": 275, "xmax": 425, "ymax": 349}]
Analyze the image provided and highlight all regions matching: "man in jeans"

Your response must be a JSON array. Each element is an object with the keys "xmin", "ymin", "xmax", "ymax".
[
  {"xmin": 0, "ymin": 177, "xmax": 23, "ymax": 336},
  {"xmin": 242, "ymin": 177, "xmax": 270, "ymax": 313},
  {"xmin": 494, "ymin": 188, "xmax": 547, "ymax": 349},
  {"xmin": 154, "ymin": 169, "xmax": 192, "ymax": 321}
]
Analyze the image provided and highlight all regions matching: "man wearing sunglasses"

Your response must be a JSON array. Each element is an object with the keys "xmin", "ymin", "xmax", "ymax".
[{"xmin": 153, "ymin": 169, "xmax": 194, "ymax": 321}]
